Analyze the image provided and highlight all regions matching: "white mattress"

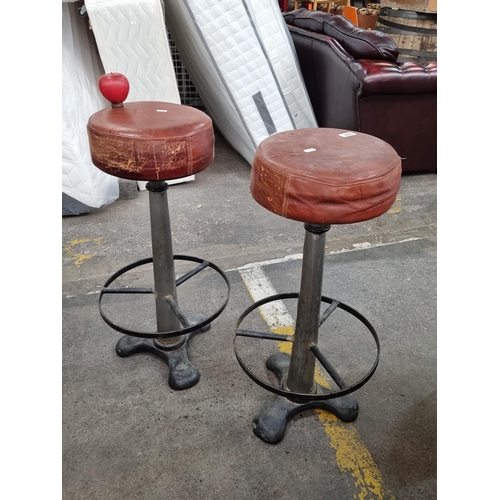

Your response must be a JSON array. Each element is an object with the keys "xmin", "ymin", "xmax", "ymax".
[
  {"xmin": 165, "ymin": 0, "xmax": 318, "ymax": 165},
  {"xmin": 62, "ymin": 2, "xmax": 119, "ymax": 216},
  {"xmin": 85, "ymin": 0, "xmax": 181, "ymax": 104}
]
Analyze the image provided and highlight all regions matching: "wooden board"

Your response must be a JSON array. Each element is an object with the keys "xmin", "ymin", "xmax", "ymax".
[
  {"xmin": 380, "ymin": 0, "xmax": 437, "ymax": 13},
  {"xmin": 376, "ymin": 7, "xmax": 437, "ymax": 63}
]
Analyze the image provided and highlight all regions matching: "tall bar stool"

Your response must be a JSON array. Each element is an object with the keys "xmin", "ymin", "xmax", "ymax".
[
  {"xmin": 87, "ymin": 74, "xmax": 230, "ymax": 391},
  {"xmin": 234, "ymin": 128, "xmax": 401, "ymax": 444}
]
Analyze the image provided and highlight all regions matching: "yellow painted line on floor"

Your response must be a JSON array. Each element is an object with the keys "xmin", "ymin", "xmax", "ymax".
[
  {"xmin": 63, "ymin": 237, "xmax": 103, "ymax": 265},
  {"xmin": 388, "ymin": 196, "xmax": 402, "ymax": 214},
  {"xmin": 238, "ymin": 265, "xmax": 394, "ymax": 500}
]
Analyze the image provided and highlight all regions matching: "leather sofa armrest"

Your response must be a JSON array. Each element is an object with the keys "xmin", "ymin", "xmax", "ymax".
[{"xmin": 350, "ymin": 60, "xmax": 437, "ymax": 98}]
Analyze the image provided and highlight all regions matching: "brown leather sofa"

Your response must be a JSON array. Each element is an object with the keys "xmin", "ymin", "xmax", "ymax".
[{"xmin": 284, "ymin": 9, "xmax": 437, "ymax": 173}]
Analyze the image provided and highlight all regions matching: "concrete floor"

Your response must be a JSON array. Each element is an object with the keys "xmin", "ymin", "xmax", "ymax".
[{"xmin": 62, "ymin": 128, "xmax": 437, "ymax": 500}]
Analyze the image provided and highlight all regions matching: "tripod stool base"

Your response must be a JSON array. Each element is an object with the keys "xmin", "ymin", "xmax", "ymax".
[
  {"xmin": 116, "ymin": 314, "xmax": 210, "ymax": 391},
  {"xmin": 252, "ymin": 353, "xmax": 359, "ymax": 444}
]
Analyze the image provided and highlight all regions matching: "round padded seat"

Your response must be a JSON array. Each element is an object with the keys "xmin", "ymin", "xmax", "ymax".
[
  {"xmin": 251, "ymin": 128, "xmax": 402, "ymax": 225},
  {"xmin": 87, "ymin": 101, "xmax": 214, "ymax": 181}
]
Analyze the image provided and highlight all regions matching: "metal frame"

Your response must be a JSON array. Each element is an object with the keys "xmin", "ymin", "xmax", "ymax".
[
  {"xmin": 98, "ymin": 254, "xmax": 230, "ymax": 339},
  {"xmin": 234, "ymin": 292, "xmax": 380, "ymax": 402}
]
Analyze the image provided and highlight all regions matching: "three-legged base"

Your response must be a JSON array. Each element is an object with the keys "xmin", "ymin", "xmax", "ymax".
[
  {"xmin": 116, "ymin": 314, "xmax": 210, "ymax": 390},
  {"xmin": 253, "ymin": 352, "xmax": 359, "ymax": 444}
]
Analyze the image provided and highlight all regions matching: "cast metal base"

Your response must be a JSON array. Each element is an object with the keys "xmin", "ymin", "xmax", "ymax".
[
  {"xmin": 116, "ymin": 314, "xmax": 210, "ymax": 390},
  {"xmin": 252, "ymin": 352, "xmax": 359, "ymax": 444}
]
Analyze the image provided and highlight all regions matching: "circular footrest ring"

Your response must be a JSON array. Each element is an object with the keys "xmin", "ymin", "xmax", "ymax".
[
  {"xmin": 234, "ymin": 292, "xmax": 380, "ymax": 401},
  {"xmin": 99, "ymin": 255, "xmax": 230, "ymax": 339}
]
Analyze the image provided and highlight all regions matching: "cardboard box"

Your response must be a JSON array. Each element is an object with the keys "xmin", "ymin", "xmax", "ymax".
[
  {"xmin": 380, "ymin": 0, "xmax": 437, "ymax": 13},
  {"xmin": 357, "ymin": 6, "xmax": 380, "ymax": 30},
  {"xmin": 357, "ymin": 12, "xmax": 378, "ymax": 30}
]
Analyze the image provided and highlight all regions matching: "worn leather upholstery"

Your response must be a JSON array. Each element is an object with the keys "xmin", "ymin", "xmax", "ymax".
[
  {"xmin": 283, "ymin": 9, "xmax": 437, "ymax": 173},
  {"xmin": 87, "ymin": 101, "xmax": 214, "ymax": 181},
  {"xmin": 251, "ymin": 128, "xmax": 401, "ymax": 225}
]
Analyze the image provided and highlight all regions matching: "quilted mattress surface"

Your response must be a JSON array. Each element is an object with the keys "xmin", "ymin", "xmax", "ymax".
[
  {"xmin": 85, "ymin": 0, "xmax": 180, "ymax": 104},
  {"xmin": 62, "ymin": 2, "xmax": 119, "ymax": 215},
  {"xmin": 165, "ymin": 0, "xmax": 317, "ymax": 164}
]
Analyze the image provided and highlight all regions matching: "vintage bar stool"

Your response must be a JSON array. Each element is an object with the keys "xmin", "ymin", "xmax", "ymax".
[
  {"xmin": 87, "ymin": 74, "xmax": 230, "ymax": 391},
  {"xmin": 234, "ymin": 128, "xmax": 401, "ymax": 444}
]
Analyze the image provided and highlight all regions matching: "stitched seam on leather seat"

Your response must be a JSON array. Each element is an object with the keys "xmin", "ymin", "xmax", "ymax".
[
  {"xmin": 184, "ymin": 127, "xmax": 214, "ymax": 139},
  {"xmin": 282, "ymin": 174, "xmax": 291, "ymax": 218},
  {"xmin": 186, "ymin": 136, "xmax": 193, "ymax": 175},
  {"xmin": 190, "ymin": 147, "xmax": 214, "ymax": 173},
  {"xmin": 286, "ymin": 185, "xmax": 399, "ymax": 223},
  {"xmin": 87, "ymin": 128, "xmax": 169, "ymax": 140},
  {"xmin": 87, "ymin": 127, "xmax": 211, "ymax": 141},
  {"xmin": 194, "ymin": 148, "xmax": 214, "ymax": 160},
  {"xmin": 257, "ymin": 155, "xmax": 401, "ymax": 188},
  {"xmin": 343, "ymin": 197, "xmax": 397, "ymax": 218}
]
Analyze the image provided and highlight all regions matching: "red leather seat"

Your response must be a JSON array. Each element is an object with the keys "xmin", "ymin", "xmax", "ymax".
[
  {"xmin": 87, "ymin": 101, "xmax": 214, "ymax": 182},
  {"xmin": 251, "ymin": 128, "xmax": 401, "ymax": 225}
]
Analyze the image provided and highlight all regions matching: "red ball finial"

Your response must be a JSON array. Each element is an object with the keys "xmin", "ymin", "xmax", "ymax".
[{"xmin": 98, "ymin": 73, "xmax": 130, "ymax": 107}]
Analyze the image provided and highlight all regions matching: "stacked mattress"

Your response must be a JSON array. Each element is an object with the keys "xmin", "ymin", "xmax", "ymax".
[
  {"xmin": 85, "ymin": 0, "xmax": 180, "ymax": 104},
  {"xmin": 164, "ymin": 0, "xmax": 318, "ymax": 164},
  {"xmin": 62, "ymin": 1, "xmax": 119, "ymax": 215}
]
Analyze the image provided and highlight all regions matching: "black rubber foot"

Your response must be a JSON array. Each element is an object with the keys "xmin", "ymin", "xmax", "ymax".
[
  {"xmin": 252, "ymin": 352, "xmax": 359, "ymax": 444},
  {"xmin": 115, "ymin": 314, "xmax": 210, "ymax": 390}
]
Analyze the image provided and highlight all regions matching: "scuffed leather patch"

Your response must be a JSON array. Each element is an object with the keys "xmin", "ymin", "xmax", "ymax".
[{"xmin": 87, "ymin": 101, "xmax": 214, "ymax": 181}]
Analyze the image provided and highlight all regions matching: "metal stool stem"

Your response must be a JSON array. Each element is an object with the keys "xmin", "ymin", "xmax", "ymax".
[
  {"xmin": 287, "ymin": 223, "xmax": 330, "ymax": 393},
  {"xmin": 147, "ymin": 181, "xmax": 181, "ymax": 345}
]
